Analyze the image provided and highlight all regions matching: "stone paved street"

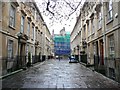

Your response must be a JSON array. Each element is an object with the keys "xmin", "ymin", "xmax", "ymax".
[{"xmin": 2, "ymin": 59, "xmax": 120, "ymax": 89}]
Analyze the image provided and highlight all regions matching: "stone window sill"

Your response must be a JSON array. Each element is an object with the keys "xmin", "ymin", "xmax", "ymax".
[
  {"xmin": 98, "ymin": 27, "xmax": 102, "ymax": 31},
  {"xmin": 9, "ymin": 25, "xmax": 16, "ymax": 30},
  {"xmin": 106, "ymin": 19, "xmax": 113, "ymax": 25}
]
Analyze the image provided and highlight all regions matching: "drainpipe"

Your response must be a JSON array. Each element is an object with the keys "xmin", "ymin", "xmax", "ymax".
[
  {"xmin": 17, "ymin": 37, "xmax": 20, "ymax": 69},
  {"xmin": 103, "ymin": 2, "xmax": 106, "ymax": 66}
]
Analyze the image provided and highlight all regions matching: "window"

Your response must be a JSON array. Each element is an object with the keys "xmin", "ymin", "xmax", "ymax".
[
  {"xmin": 32, "ymin": 25, "xmax": 34, "ymax": 40},
  {"xmin": 8, "ymin": 40, "xmax": 13, "ymax": 59},
  {"xmin": 31, "ymin": 46, "xmax": 33, "ymax": 56},
  {"xmin": 107, "ymin": 0, "xmax": 113, "ymax": 21},
  {"xmin": 87, "ymin": 23, "xmax": 90, "ymax": 35},
  {"xmin": 35, "ymin": 29, "xmax": 37, "ymax": 40},
  {"xmin": 108, "ymin": 35, "xmax": 115, "ymax": 58},
  {"xmin": 83, "ymin": 25, "xmax": 86, "ymax": 38},
  {"xmin": 91, "ymin": 18, "xmax": 94, "ymax": 34},
  {"xmin": 9, "ymin": 5, "xmax": 15, "ymax": 27},
  {"xmin": 98, "ymin": 12, "xmax": 102, "ymax": 29},
  {"xmin": 27, "ymin": 22, "xmax": 30, "ymax": 36},
  {"xmin": 36, "ymin": 12, "xmax": 40, "ymax": 21},
  {"xmin": 20, "ymin": 16, "xmax": 25, "ymax": 33}
]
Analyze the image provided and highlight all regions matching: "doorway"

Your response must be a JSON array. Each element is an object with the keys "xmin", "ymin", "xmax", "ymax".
[
  {"xmin": 19, "ymin": 43, "xmax": 26, "ymax": 67},
  {"xmin": 100, "ymin": 39, "xmax": 104, "ymax": 65}
]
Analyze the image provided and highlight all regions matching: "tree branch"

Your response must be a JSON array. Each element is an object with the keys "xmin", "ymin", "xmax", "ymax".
[
  {"xmin": 68, "ymin": 0, "xmax": 82, "ymax": 16},
  {"xmin": 64, "ymin": 0, "xmax": 75, "ymax": 10},
  {"xmin": 46, "ymin": 0, "xmax": 54, "ymax": 15}
]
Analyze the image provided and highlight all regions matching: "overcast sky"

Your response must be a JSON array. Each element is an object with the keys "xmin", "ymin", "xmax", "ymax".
[{"xmin": 35, "ymin": 0, "xmax": 85, "ymax": 34}]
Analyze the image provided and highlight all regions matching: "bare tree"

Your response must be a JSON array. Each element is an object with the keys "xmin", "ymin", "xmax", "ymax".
[{"xmin": 36, "ymin": 0, "xmax": 83, "ymax": 27}]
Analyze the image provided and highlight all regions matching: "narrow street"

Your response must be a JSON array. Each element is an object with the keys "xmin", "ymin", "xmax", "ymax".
[{"xmin": 2, "ymin": 59, "xmax": 120, "ymax": 89}]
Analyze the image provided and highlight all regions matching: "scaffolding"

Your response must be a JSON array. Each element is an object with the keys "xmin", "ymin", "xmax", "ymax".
[{"xmin": 54, "ymin": 33, "xmax": 70, "ymax": 56}]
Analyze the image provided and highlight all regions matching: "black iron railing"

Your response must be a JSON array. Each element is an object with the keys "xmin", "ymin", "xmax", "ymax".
[
  {"xmin": 32, "ymin": 55, "xmax": 41, "ymax": 64},
  {"xmin": 1, "ymin": 55, "xmax": 46, "ymax": 75},
  {"xmin": 0, "ymin": 56, "xmax": 26, "ymax": 74},
  {"xmin": 94, "ymin": 56, "xmax": 120, "ymax": 82}
]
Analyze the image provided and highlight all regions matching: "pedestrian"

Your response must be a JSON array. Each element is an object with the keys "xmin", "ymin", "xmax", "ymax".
[{"xmin": 59, "ymin": 56, "xmax": 60, "ymax": 61}]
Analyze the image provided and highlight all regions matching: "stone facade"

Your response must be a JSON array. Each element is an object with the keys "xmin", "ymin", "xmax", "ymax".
[
  {"xmin": 71, "ymin": 1, "xmax": 120, "ymax": 82},
  {"xmin": 0, "ymin": 1, "xmax": 53, "ymax": 76},
  {"xmin": 0, "ymin": 1, "xmax": 2, "ymax": 76}
]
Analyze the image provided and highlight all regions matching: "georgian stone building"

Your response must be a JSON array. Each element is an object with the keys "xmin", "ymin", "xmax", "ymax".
[
  {"xmin": 0, "ymin": 1, "xmax": 53, "ymax": 76},
  {"xmin": 71, "ymin": 14, "xmax": 82, "ymax": 61},
  {"xmin": 71, "ymin": 1, "xmax": 120, "ymax": 82},
  {"xmin": 43, "ymin": 24, "xmax": 53, "ymax": 60},
  {"xmin": 1, "ymin": 1, "xmax": 20, "ymax": 75},
  {"xmin": 0, "ymin": 1, "xmax": 2, "ymax": 76}
]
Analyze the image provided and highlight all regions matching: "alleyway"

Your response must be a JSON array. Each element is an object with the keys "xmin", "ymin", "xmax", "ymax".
[{"xmin": 2, "ymin": 59, "xmax": 120, "ymax": 89}]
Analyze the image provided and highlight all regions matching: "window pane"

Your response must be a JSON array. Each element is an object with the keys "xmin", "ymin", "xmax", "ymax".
[
  {"xmin": 107, "ymin": 0, "xmax": 113, "ymax": 20},
  {"xmin": 109, "ymin": 35, "xmax": 115, "ymax": 58},
  {"xmin": 27, "ymin": 22, "xmax": 30, "ymax": 36},
  {"xmin": 10, "ymin": 17, "xmax": 13, "ymax": 26},
  {"xmin": 10, "ymin": 5, "xmax": 15, "ymax": 27},
  {"xmin": 109, "ymin": 0, "xmax": 112, "ymax": 10},
  {"xmin": 21, "ymin": 26, "xmax": 24, "ymax": 33},
  {"xmin": 21, "ymin": 16, "xmax": 24, "ymax": 33},
  {"xmin": 99, "ymin": 12, "xmax": 102, "ymax": 29},
  {"xmin": 32, "ymin": 26, "xmax": 34, "ymax": 39},
  {"xmin": 110, "ymin": 10, "xmax": 113, "ymax": 18},
  {"xmin": 8, "ymin": 40, "xmax": 13, "ymax": 59}
]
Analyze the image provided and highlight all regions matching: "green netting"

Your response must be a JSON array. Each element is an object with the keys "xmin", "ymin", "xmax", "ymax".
[
  {"xmin": 66, "ymin": 31, "xmax": 70, "ymax": 34},
  {"xmin": 54, "ymin": 33, "xmax": 70, "ymax": 43}
]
